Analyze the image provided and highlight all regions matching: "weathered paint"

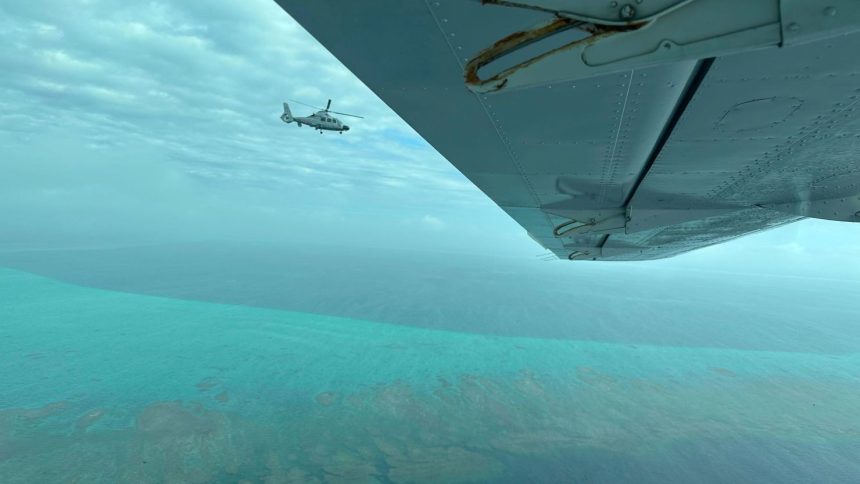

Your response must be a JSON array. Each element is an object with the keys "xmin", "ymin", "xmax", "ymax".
[{"xmin": 464, "ymin": 16, "xmax": 642, "ymax": 93}]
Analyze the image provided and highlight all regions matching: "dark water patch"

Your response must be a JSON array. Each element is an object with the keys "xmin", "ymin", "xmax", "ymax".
[
  {"xmin": 712, "ymin": 367, "xmax": 736, "ymax": 377},
  {"xmin": 75, "ymin": 408, "xmax": 106, "ymax": 431},
  {"xmin": 4, "ymin": 401, "xmax": 69, "ymax": 421},
  {"xmin": 195, "ymin": 376, "xmax": 220, "ymax": 392},
  {"xmin": 493, "ymin": 436, "xmax": 860, "ymax": 484},
  {"xmin": 315, "ymin": 391, "xmax": 341, "ymax": 407}
]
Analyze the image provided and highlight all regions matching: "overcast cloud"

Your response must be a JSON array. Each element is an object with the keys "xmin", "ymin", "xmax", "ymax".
[
  {"xmin": 0, "ymin": 0, "xmax": 858, "ymax": 276},
  {"xmin": 0, "ymin": 0, "xmax": 515, "ymax": 251}
]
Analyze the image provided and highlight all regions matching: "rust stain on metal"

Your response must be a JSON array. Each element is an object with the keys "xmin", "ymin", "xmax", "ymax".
[
  {"xmin": 464, "ymin": 17, "xmax": 574, "ymax": 88},
  {"xmin": 464, "ymin": 13, "xmax": 644, "ymax": 92}
]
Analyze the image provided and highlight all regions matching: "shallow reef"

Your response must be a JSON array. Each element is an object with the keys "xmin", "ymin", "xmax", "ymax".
[{"xmin": 3, "ymin": 366, "xmax": 860, "ymax": 483}]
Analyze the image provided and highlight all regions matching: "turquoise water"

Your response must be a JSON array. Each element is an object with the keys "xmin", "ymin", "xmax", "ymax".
[{"xmin": 2, "ymin": 260, "xmax": 860, "ymax": 483}]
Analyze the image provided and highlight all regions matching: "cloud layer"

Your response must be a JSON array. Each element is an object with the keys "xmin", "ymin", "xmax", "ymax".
[{"xmin": 0, "ymin": 0, "xmax": 526, "ymax": 252}]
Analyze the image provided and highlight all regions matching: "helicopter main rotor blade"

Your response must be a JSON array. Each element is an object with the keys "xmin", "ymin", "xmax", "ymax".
[
  {"xmin": 285, "ymin": 98, "xmax": 362, "ymax": 118},
  {"xmin": 287, "ymin": 99, "xmax": 324, "ymax": 110},
  {"xmin": 328, "ymin": 110, "xmax": 364, "ymax": 119}
]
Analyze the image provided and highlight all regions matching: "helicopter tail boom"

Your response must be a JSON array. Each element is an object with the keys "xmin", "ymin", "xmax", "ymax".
[{"xmin": 280, "ymin": 102, "xmax": 293, "ymax": 123}]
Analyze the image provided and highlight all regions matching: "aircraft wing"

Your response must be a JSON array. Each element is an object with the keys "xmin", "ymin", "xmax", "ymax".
[{"xmin": 275, "ymin": 0, "xmax": 860, "ymax": 261}]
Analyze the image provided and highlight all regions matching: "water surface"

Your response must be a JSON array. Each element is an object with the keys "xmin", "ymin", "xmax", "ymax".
[{"xmin": 2, "ymin": 249, "xmax": 859, "ymax": 482}]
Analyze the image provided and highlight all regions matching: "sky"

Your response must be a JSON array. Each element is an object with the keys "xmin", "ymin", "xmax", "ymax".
[{"xmin": 1, "ymin": 0, "xmax": 858, "ymax": 277}]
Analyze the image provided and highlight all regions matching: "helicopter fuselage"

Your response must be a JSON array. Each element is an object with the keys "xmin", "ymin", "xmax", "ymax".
[{"xmin": 285, "ymin": 113, "xmax": 349, "ymax": 133}]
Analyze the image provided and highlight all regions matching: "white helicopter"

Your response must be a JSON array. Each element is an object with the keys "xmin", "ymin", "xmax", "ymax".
[{"xmin": 280, "ymin": 99, "xmax": 363, "ymax": 134}]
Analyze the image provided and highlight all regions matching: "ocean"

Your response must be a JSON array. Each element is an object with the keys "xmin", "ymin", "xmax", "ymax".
[{"xmin": 2, "ymin": 243, "xmax": 859, "ymax": 482}]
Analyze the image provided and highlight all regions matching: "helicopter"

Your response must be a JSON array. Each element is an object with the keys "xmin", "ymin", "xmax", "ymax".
[{"xmin": 280, "ymin": 99, "xmax": 363, "ymax": 134}]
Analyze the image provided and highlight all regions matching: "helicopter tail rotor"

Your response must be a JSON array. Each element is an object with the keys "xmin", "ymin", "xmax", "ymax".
[{"xmin": 280, "ymin": 102, "xmax": 293, "ymax": 123}]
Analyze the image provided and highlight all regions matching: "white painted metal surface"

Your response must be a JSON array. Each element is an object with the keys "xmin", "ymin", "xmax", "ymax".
[{"xmin": 275, "ymin": 0, "xmax": 860, "ymax": 261}]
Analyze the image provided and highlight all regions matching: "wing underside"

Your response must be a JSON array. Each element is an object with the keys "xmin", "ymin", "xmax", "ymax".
[{"xmin": 275, "ymin": 1, "xmax": 860, "ymax": 261}]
